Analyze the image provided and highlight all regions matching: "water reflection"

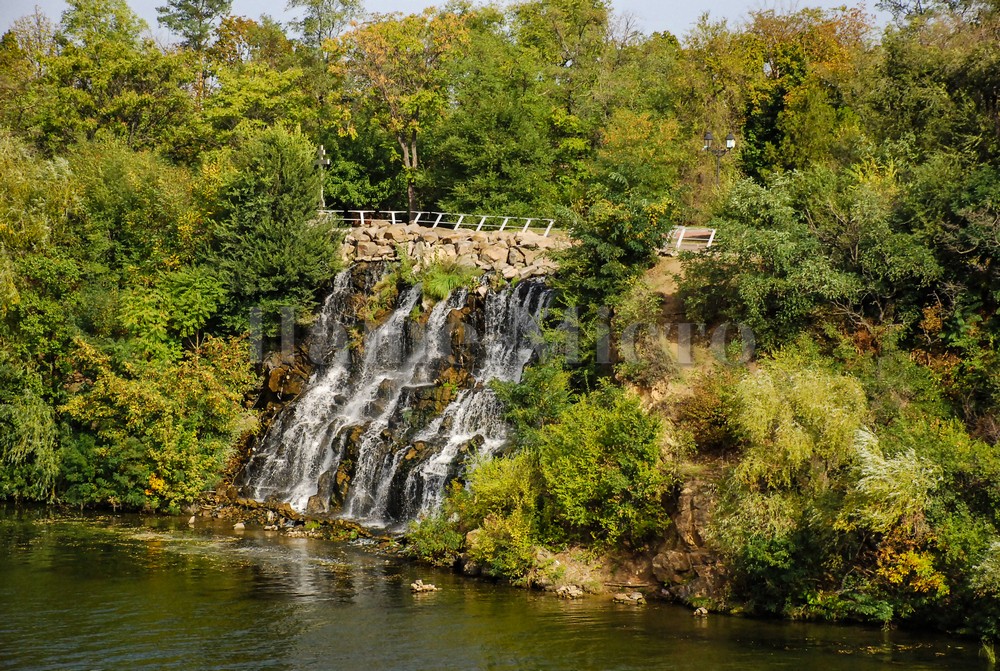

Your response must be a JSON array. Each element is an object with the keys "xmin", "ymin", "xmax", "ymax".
[{"xmin": 0, "ymin": 509, "xmax": 982, "ymax": 671}]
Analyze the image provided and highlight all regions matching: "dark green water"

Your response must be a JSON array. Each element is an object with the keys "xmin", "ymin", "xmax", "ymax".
[{"xmin": 0, "ymin": 509, "xmax": 984, "ymax": 670}]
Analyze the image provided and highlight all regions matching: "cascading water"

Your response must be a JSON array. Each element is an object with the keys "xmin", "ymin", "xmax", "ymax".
[{"xmin": 243, "ymin": 266, "xmax": 551, "ymax": 527}]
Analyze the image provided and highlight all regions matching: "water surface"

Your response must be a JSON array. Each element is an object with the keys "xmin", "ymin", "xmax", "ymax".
[{"xmin": 0, "ymin": 509, "xmax": 983, "ymax": 670}]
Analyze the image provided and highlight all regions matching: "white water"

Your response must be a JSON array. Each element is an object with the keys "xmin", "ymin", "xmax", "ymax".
[{"xmin": 244, "ymin": 272, "xmax": 551, "ymax": 525}]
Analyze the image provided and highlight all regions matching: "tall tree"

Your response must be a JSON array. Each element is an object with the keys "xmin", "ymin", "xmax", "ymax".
[
  {"xmin": 157, "ymin": 0, "xmax": 232, "ymax": 102},
  {"xmin": 333, "ymin": 8, "xmax": 470, "ymax": 219},
  {"xmin": 156, "ymin": 0, "xmax": 232, "ymax": 53},
  {"xmin": 287, "ymin": 0, "xmax": 362, "ymax": 49},
  {"xmin": 212, "ymin": 125, "xmax": 340, "ymax": 332}
]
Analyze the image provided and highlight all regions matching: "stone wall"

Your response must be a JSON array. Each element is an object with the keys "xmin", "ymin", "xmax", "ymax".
[{"xmin": 341, "ymin": 221, "xmax": 571, "ymax": 280}]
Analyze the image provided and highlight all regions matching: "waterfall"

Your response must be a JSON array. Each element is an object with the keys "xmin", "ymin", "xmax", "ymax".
[{"xmin": 243, "ymin": 268, "xmax": 551, "ymax": 527}]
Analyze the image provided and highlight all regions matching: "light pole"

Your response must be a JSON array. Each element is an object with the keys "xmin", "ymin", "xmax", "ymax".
[{"xmin": 703, "ymin": 131, "xmax": 736, "ymax": 184}]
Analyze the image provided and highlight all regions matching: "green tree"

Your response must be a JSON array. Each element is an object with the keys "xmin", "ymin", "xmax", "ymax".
[
  {"xmin": 212, "ymin": 125, "xmax": 341, "ymax": 332},
  {"xmin": 333, "ymin": 8, "xmax": 470, "ymax": 218},
  {"xmin": 287, "ymin": 0, "xmax": 362, "ymax": 48},
  {"xmin": 25, "ymin": 0, "xmax": 196, "ymax": 153},
  {"xmin": 157, "ymin": 0, "xmax": 232, "ymax": 52}
]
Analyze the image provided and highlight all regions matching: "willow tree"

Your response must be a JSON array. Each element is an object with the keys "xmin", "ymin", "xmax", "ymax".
[{"xmin": 332, "ymin": 8, "xmax": 469, "ymax": 219}]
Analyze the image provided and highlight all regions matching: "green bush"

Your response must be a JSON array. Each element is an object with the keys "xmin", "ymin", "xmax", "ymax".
[
  {"xmin": 536, "ymin": 384, "xmax": 671, "ymax": 546},
  {"xmin": 59, "ymin": 336, "xmax": 257, "ymax": 512},
  {"xmin": 462, "ymin": 451, "xmax": 538, "ymax": 526},
  {"xmin": 407, "ymin": 511, "xmax": 464, "ymax": 567},
  {"xmin": 418, "ymin": 259, "xmax": 479, "ymax": 303},
  {"xmin": 731, "ymin": 346, "xmax": 870, "ymax": 491},
  {"xmin": 466, "ymin": 508, "xmax": 537, "ymax": 582},
  {"xmin": 491, "ymin": 357, "xmax": 573, "ymax": 451}
]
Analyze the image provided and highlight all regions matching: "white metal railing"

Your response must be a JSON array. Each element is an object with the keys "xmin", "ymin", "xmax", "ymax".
[
  {"xmin": 663, "ymin": 226, "xmax": 716, "ymax": 253},
  {"xmin": 324, "ymin": 209, "xmax": 559, "ymax": 237}
]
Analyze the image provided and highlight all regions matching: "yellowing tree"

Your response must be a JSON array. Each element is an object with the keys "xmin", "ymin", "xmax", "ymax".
[{"xmin": 331, "ymin": 8, "xmax": 470, "ymax": 218}]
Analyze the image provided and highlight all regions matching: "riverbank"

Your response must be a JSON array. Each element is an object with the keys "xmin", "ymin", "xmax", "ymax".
[{"xmin": 0, "ymin": 507, "xmax": 985, "ymax": 671}]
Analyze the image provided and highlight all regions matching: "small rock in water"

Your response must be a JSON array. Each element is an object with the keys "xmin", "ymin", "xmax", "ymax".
[
  {"xmin": 187, "ymin": 516, "xmax": 196, "ymax": 526},
  {"xmin": 693, "ymin": 607, "xmax": 709, "ymax": 618},
  {"xmin": 233, "ymin": 522, "xmax": 245, "ymax": 531},
  {"xmin": 613, "ymin": 592, "xmax": 646, "ymax": 605},
  {"xmin": 556, "ymin": 585, "xmax": 584, "ymax": 600},
  {"xmin": 410, "ymin": 579, "xmax": 440, "ymax": 593}
]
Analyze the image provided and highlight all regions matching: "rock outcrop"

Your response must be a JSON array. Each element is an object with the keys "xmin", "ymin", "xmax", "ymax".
[
  {"xmin": 651, "ymin": 479, "xmax": 727, "ymax": 607},
  {"xmin": 342, "ymin": 221, "xmax": 569, "ymax": 280}
]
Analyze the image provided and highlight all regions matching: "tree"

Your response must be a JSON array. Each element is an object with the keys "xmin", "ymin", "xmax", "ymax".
[
  {"xmin": 156, "ymin": 0, "xmax": 232, "ymax": 53},
  {"xmin": 24, "ymin": 0, "xmax": 196, "ymax": 153},
  {"xmin": 212, "ymin": 125, "xmax": 341, "ymax": 333},
  {"xmin": 287, "ymin": 0, "xmax": 362, "ymax": 48},
  {"xmin": 61, "ymin": 0, "xmax": 147, "ymax": 47},
  {"xmin": 423, "ymin": 8, "xmax": 558, "ymax": 214},
  {"xmin": 157, "ymin": 0, "xmax": 232, "ymax": 103},
  {"xmin": 334, "ymin": 8, "xmax": 470, "ymax": 219}
]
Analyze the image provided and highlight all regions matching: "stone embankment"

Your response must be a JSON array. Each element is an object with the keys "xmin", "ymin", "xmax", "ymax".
[{"xmin": 341, "ymin": 221, "xmax": 571, "ymax": 280}]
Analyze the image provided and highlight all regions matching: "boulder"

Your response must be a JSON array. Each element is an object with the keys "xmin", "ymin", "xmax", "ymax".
[
  {"xmin": 556, "ymin": 585, "xmax": 584, "ymax": 599},
  {"xmin": 612, "ymin": 592, "xmax": 646, "ymax": 605},
  {"xmin": 432, "ymin": 244, "xmax": 458, "ymax": 262},
  {"xmin": 410, "ymin": 579, "xmax": 440, "ymax": 593},
  {"xmin": 507, "ymin": 247, "xmax": 526, "ymax": 266},
  {"xmin": 652, "ymin": 550, "xmax": 693, "ymax": 584},
  {"xmin": 305, "ymin": 494, "xmax": 328, "ymax": 516},
  {"xmin": 481, "ymin": 245, "xmax": 508, "ymax": 265},
  {"xmin": 233, "ymin": 522, "xmax": 245, "ymax": 531},
  {"xmin": 356, "ymin": 240, "xmax": 380, "ymax": 258},
  {"xmin": 384, "ymin": 224, "xmax": 409, "ymax": 242}
]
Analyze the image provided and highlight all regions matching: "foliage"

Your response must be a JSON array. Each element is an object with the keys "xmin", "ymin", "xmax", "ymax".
[
  {"xmin": 406, "ymin": 508, "xmax": 464, "ymax": 567},
  {"xmin": 156, "ymin": 0, "xmax": 233, "ymax": 53},
  {"xmin": 0, "ymin": 356, "xmax": 58, "ymax": 500},
  {"xmin": 59, "ymin": 337, "xmax": 256, "ymax": 511},
  {"xmin": 212, "ymin": 125, "xmax": 341, "ymax": 333},
  {"xmin": 465, "ymin": 508, "xmax": 537, "ymax": 582},
  {"xmin": 418, "ymin": 259, "xmax": 479, "ymax": 303},
  {"xmin": 731, "ymin": 345, "xmax": 870, "ymax": 491},
  {"xmin": 332, "ymin": 8, "xmax": 471, "ymax": 214},
  {"xmin": 492, "ymin": 356, "xmax": 573, "ymax": 451},
  {"xmin": 535, "ymin": 383, "xmax": 672, "ymax": 546}
]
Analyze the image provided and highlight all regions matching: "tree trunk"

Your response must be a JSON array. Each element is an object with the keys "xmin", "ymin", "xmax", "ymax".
[
  {"xmin": 407, "ymin": 179, "xmax": 417, "ymax": 224},
  {"xmin": 399, "ymin": 134, "xmax": 419, "ymax": 223}
]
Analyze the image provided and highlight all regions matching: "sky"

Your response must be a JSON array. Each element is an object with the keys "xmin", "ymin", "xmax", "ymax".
[{"xmin": 1, "ymin": 0, "xmax": 886, "ymax": 43}]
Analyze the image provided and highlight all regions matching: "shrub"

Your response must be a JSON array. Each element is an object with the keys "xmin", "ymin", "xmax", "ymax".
[
  {"xmin": 462, "ymin": 451, "xmax": 538, "ymax": 527},
  {"xmin": 418, "ymin": 259, "xmax": 479, "ymax": 303},
  {"xmin": 407, "ymin": 511, "xmax": 464, "ymax": 567},
  {"xmin": 731, "ymin": 347, "xmax": 869, "ymax": 491},
  {"xmin": 536, "ymin": 384, "xmax": 671, "ymax": 546},
  {"xmin": 466, "ymin": 508, "xmax": 537, "ymax": 582},
  {"xmin": 491, "ymin": 357, "xmax": 573, "ymax": 451}
]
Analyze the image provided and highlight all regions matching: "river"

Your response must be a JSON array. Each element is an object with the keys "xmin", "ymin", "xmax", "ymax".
[{"xmin": 0, "ymin": 508, "xmax": 983, "ymax": 670}]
